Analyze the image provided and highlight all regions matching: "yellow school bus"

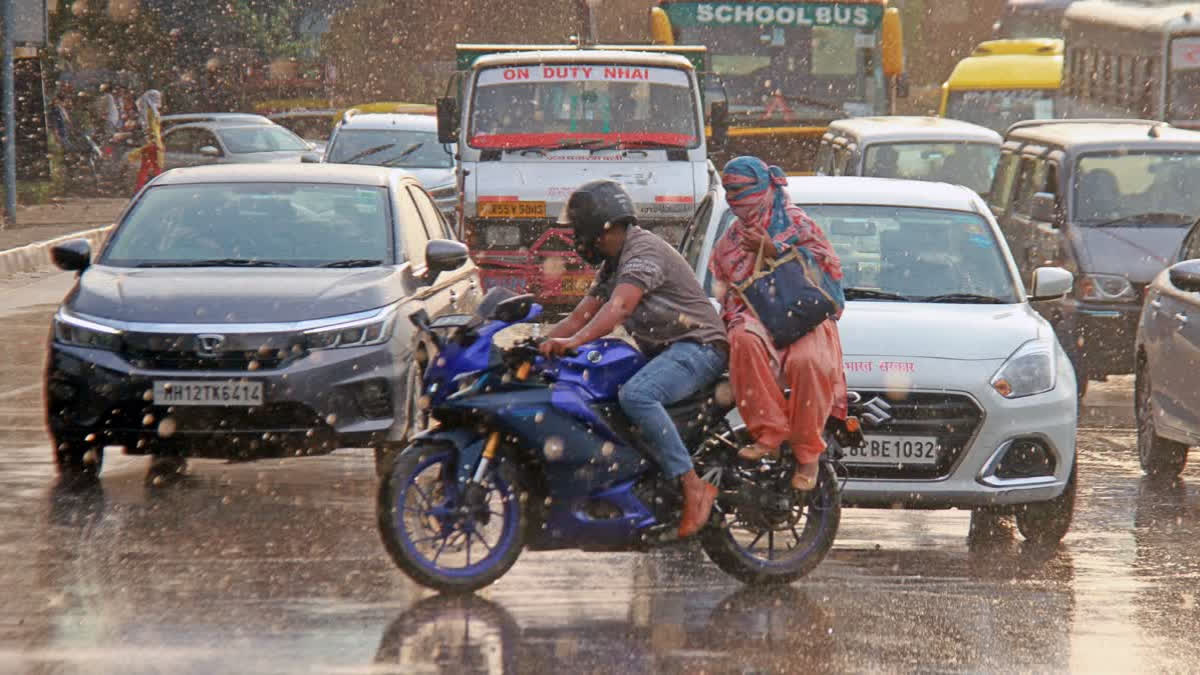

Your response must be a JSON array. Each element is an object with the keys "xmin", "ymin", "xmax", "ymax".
[{"xmin": 939, "ymin": 38, "xmax": 1063, "ymax": 134}]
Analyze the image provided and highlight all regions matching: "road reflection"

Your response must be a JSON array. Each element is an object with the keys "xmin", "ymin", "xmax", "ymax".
[{"xmin": 1132, "ymin": 476, "xmax": 1200, "ymax": 663}]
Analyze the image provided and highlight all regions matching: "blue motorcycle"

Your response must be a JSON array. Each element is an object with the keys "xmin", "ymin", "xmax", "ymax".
[{"xmin": 378, "ymin": 290, "xmax": 858, "ymax": 593}]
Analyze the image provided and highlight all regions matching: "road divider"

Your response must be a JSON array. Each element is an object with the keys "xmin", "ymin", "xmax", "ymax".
[{"xmin": 0, "ymin": 225, "xmax": 113, "ymax": 277}]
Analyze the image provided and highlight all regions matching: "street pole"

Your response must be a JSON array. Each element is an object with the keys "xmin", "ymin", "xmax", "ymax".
[{"xmin": 2, "ymin": 0, "xmax": 15, "ymax": 227}]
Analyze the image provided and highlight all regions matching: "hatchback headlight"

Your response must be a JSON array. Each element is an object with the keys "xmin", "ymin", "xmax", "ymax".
[
  {"xmin": 305, "ymin": 306, "xmax": 396, "ymax": 350},
  {"xmin": 483, "ymin": 225, "xmax": 522, "ymax": 248},
  {"xmin": 1077, "ymin": 273, "xmax": 1136, "ymax": 302},
  {"xmin": 991, "ymin": 339, "xmax": 1057, "ymax": 398},
  {"xmin": 53, "ymin": 310, "xmax": 122, "ymax": 351}
]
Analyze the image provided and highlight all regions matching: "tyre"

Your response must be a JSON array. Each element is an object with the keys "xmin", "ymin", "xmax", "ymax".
[
  {"xmin": 377, "ymin": 442, "xmax": 526, "ymax": 593},
  {"xmin": 374, "ymin": 594, "xmax": 519, "ymax": 671},
  {"xmin": 52, "ymin": 436, "xmax": 103, "ymax": 483},
  {"xmin": 1015, "ymin": 462, "xmax": 1076, "ymax": 546},
  {"xmin": 1136, "ymin": 364, "xmax": 1188, "ymax": 478},
  {"xmin": 700, "ymin": 457, "xmax": 840, "ymax": 585}
]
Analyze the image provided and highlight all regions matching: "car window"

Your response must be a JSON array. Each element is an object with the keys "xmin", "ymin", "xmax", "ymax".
[
  {"xmin": 681, "ymin": 194, "xmax": 714, "ymax": 270},
  {"xmin": 216, "ymin": 126, "xmax": 309, "ymax": 153},
  {"xmin": 395, "ymin": 189, "xmax": 428, "ymax": 269},
  {"xmin": 863, "ymin": 142, "xmax": 1000, "ymax": 195},
  {"xmin": 164, "ymin": 128, "xmax": 194, "ymax": 153},
  {"xmin": 327, "ymin": 129, "xmax": 452, "ymax": 168},
  {"xmin": 408, "ymin": 185, "xmax": 445, "ymax": 240},
  {"xmin": 1073, "ymin": 151, "xmax": 1200, "ymax": 225},
  {"xmin": 102, "ymin": 183, "xmax": 393, "ymax": 267},
  {"xmin": 802, "ymin": 204, "xmax": 1019, "ymax": 302},
  {"xmin": 1012, "ymin": 157, "xmax": 1045, "ymax": 217},
  {"xmin": 989, "ymin": 151, "xmax": 1020, "ymax": 214},
  {"xmin": 814, "ymin": 142, "xmax": 835, "ymax": 176},
  {"xmin": 1181, "ymin": 225, "xmax": 1200, "ymax": 261}
]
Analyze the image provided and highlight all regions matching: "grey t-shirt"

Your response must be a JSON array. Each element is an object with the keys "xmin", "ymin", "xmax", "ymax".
[{"xmin": 589, "ymin": 226, "xmax": 727, "ymax": 356}]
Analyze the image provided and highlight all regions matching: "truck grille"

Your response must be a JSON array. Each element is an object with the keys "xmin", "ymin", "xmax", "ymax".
[{"xmin": 846, "ymin": 390, "xmax": 984, "ymax": 480}]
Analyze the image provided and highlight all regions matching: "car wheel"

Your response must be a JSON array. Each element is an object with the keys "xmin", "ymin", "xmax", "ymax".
[
  {"xmin": 53, "ymin": 437, "xmax": 104, "ymax": 483},
  {"xmin": 1015, "ymin": 462, "xmax": 1076, "ymax": 547},
  {"xmin": 1136, "ymin": 364, "xmax": 1188, "ymax": 478}
]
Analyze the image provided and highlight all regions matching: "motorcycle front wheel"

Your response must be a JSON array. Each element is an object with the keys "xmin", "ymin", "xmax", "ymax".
[
  {"xmin": 377, "ymin": 442, "xmax": 526, "ymax": 594},
  {"xmin": 700, "ymin": 457, "xmax": 841, "ymax": 585}
]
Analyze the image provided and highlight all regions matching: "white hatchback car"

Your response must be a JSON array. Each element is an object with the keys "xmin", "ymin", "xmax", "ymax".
[{"xmin": 680, "ymin": 176, "xmax": 1079, "ymax": 544}]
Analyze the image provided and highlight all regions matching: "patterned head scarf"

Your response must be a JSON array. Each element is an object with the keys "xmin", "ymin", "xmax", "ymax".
[{"xmin": 719, "ymin": 156, "xmax": 842, "ymax": 279}]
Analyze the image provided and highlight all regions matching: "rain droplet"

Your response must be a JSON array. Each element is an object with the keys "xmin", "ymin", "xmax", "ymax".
[
  {"xmin": 601, "ymin": 442, "xmax": 615, "ymax": 457},
  {"xmin": 325, "ymin": 413, "xmax": 338, "ymax": 425},
  {"xmin": 543, "ymin": 437, "xmax": 564, "ymax": 461},
  {"xmin": 83, "ymin": 449, "xmax": 98, "ymax": 465},
  {"xmin": 157, "ymin": 417, "xmax": 177, "ymax": 438},
  {"xmin": 84, "ymin": 433, "xmax": 96, "ymax": 442},
  {"xmin": 534, "ymin": 411, "xmax": 545, "ymax": 424},
  {"xmin": 142, "ymin": 389, "xmax": 154, "ymax": 402},
  {"xmin": 247, "ymin": 360, "xmax": 261, "ymax": 371},
  {"xmin": 142, "ymin": 413, "xmax": 155, "ymax": 426}
]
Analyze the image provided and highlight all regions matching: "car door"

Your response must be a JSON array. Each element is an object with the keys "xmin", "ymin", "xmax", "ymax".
[
  {"xmin": 408, "ymin": 184, "xmax": 478, "ymax": 317},
  {"xmin": 1149, "ymin": 229, "xmax": 1200, "ymax": 437}
]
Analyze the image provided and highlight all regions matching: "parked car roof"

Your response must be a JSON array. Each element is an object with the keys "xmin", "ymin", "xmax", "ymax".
[
  {"xmin": 161, "ymin": 113, "xmax": 273, "ymax": 127},
  {"xmin": 337, "ymin": 112, "xmax": 438, "ymax": 132},
  {"xmin": 153, "ymin": 163, "xmax": 407, "ymax": 187},
  {"xmin": 1004, "ymin": 120, "xmax": 1200, "ymax": 148},
  {"xmin": 826, "ymin": 116, "xmax": 1002, "ymax": 145}
]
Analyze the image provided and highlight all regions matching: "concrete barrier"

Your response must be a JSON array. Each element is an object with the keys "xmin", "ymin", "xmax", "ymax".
[{"xmin": 0, "ymin": 225, "xmax": 114, "ymax": 277}]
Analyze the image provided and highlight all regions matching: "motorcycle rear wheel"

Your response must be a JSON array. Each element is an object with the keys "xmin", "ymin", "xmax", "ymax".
[
  {"xmin": 377, "ymin": 442, "xmax": 526, "ymax": 594},
  {"xmin": 700, "ymin": 457, "xmax": 840, "ymax": 585}
]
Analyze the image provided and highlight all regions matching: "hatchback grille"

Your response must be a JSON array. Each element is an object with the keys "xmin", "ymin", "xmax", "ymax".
[{"xmin": 847, "ymin": 390, "xmax": 983, "ymax": 479}]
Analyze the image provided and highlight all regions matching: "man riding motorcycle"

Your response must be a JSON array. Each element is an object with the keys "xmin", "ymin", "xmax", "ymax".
[{"xmin": 540, "ymin": 180, "xmax": 729, "ymax": 537}]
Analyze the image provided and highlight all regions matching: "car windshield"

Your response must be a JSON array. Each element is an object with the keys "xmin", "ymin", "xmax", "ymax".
[
  {"xmin": 468, "ymin": 65, "xmax": 700, "ymax": 149},
  {"xmin": 863, "ymin": 142, "xmax": 1000, "ymax": 195},
  {"xmin": 705, "ymin": 205, "xmax": 1018, "ymax": 302},
  {"xmin": 102, "ymin": 183, "xmax": 393, "ymax": 267},
  {"xmin": 327, "ymin": 129, "xmax": 452, "ymax": 168},
  {"xmin": 945, "ymin": 89, "xmax": 1056, "ymax": 134},
  {"xmin": 1168, "ymin": 67, "xmax": 1200, "ymax": 124},
  {"xmin": 217, "ymin": 126, "xmax": 310, "ymax": 153},
  {"xmin": 1074, "ymin": 152, "xmax": 1200, "ymax": 225}
]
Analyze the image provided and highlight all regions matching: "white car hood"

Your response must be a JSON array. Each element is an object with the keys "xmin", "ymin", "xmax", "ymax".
[
  {"xmin": 839, "ymin": 302, "xmax": 1044, "ymax": 361},
  {"xmin": 404, "ymin": 167, "xmax": 454, "ymax": 189},
  {"xmin": 471, "ymin": 158, "xmax": 698, "ymax": 220}
]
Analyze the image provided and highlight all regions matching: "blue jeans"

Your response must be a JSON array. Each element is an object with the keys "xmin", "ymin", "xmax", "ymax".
[{"xmin": 618, "ymin": 341, "xmax": 728, "ymax": 480}]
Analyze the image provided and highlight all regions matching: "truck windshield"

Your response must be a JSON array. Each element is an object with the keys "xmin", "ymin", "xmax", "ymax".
[
  {"xmin": 662, "ymin": 1, "xmax": 887, "ymax": 122},
  {"xmin": 468, "ymin": 65, "xmax": 700, "ymax": 149},
  {"xmin": 944, "ymin": 89, "xmax": 1056, "ymax": 134}
]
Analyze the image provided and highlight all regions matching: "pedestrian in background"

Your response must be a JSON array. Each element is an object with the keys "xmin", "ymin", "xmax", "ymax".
[{"xmin": 130, "ymin": 89, "xmax": 164, "ymax": 192}]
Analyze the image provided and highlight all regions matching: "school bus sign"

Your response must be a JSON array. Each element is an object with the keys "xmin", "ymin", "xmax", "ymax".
[{"xmin": 663, "ymin": 2, "xmax": 884, "ymax": 29}]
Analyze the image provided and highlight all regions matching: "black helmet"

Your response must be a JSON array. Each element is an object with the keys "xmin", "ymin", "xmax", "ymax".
[{"xmin": 559, "ymin": 179, "xmax": 636, "ymax": 237}]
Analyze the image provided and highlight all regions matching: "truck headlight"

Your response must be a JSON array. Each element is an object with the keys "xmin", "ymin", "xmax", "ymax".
[
  {"xmin": 305, "ymin": 306, "xmax": 396, "ymax": 350},
  {"xmin": 483, "ymin": 225, "xmax": 522, "ymax": 248},
  {"xmin": 1077, "ymin": 273, "xmax": 1136, "ymax": 302},
  {"xmin": 991, "ymin": 338, "xmax": 1056, "ymax": 398},
  {"xmin": 53, "ymin": 310, "xmax": 122, "ymax": 351}
]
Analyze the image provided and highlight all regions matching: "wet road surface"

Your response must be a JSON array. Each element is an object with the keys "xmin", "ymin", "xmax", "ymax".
[{"xmin": 1, "ymin": 273, "xmax": 1196, "ymax": 673}]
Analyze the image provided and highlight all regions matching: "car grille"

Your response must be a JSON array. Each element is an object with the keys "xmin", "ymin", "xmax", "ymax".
[
  {"xmin": 847, "ymin": 390, "xmax": 984, "ymax": 480},
  {"xmin": 121, "ymin": 332, "xmax": 304, "ymax": 372}
]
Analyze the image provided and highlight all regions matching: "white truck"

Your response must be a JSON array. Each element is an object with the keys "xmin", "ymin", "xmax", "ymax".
[{"xmin": 436, "ymin": 43, "xmax": 727, "ymax": 306}]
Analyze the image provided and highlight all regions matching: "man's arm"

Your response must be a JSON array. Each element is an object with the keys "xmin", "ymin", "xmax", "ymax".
[
  {"xmin": 565, "ymin": 283, "xmax": 644, "ymax": 347},
  {"xmin": 547, "ymin": 294, "xmax": 604, "ymax": 339}
]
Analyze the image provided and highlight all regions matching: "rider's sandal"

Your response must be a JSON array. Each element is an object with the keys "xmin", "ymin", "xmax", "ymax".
[
  {"xmin": 737, "ymin": 443, "xmax": 780, "ymax": 461},
  {"xmin": 791, "ymin": 462, "xmax": 819, "ymax": 491}
]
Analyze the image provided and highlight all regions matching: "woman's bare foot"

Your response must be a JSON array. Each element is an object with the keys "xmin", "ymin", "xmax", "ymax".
[
  {"xmin": 791, "ymin": 461, "xmax": 818, "ymax": 491},
  {"xmin": 737, "ymin": 443, "xmax": 780, "ymax": 461}
]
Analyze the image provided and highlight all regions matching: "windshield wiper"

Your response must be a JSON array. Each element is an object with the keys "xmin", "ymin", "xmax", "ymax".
[
  {"xmin": 137, "ymin": 258, "xmax": 297, "ymax": 268},
  {"xmin": 380, "ymin": 143, "xmax": 424, "ymax": 166},
  {"xmin": 844, "ymin": 287, "xmax": 910, "ymax": 302},
  {"xmin": 919, "ymin": 293, "xmax": 1007, "ymax": 304},
  {"xmin": 341, "ymin": 143, "xmax": 396, "ymax": 164},
  {"xmin": 1086, "ymin": 212, "xmax": 1194, "ymax": 228},
  {"xmin": 321, "ymin": 258, "xmax": 383, "ymax": 268}
]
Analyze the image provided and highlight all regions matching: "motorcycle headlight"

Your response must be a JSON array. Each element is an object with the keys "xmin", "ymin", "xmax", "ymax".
[
  {"xmin": 991, "ymin": 339, "xmax": 1057, "ymax": 399},
  {"xmin": 483, "ymin": 225, "xmax": 522, "ymax": 248},
  {"xmin": 53, "ymin": 310, "xmax": 122, "ymax": 351},
  {"xmin": 1077, "ymin": 273, "xmax": 1136, "ymax": 302},
  {"xmin": 304, "ymin": 306, "xmax": 396, "ymax": 350}
]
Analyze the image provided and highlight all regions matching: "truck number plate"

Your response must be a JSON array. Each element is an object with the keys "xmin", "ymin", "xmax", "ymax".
[{"xmin": 478, "ymin": 201, "xmax": 546, "ymax": 219}]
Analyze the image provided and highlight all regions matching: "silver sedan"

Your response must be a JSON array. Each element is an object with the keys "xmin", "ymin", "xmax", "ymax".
[{"xmin": 162, "ymin": 122, "xmax": 317, "ymax": 169}]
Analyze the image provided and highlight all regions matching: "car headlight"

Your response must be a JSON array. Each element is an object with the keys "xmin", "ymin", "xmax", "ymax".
[
  {"xmin": 1077, "ymin": 273, "xmax": 1136, "ymax": 302},
  {"xmin": 991, "ymin": 338, "xmax": 1056, "ymax": 398},
  {"xmin": 305, "ymin": 306, "xmax": 396, "ymax": 350},
  {"xmin": 483, "ymin": 225, "xmax": 522, "ymax": 248},
  {"xmin": 53, "ymin": 310, "xmax": 122, "ymax": 351}
]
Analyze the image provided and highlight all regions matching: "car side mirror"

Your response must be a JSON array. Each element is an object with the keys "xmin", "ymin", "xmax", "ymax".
[
  {"xmin": 1030, "ymin": 266, "xmax": 1073, "ymax": 301},
  {"xmin": 436, "ymin": 97, "xmax": 459, "ymax": 145},
  {"xmin": 422, "ymin": 239, "xmax": 469, "ymax": 285},
  {"xmin": 709, "ymin": 100, "xmax": 729, "ymax": 150},
  {"xmin": 300, "ymin": 152, "xmax": 322, "ymax": 163},
  {"xmin": 199, "ymin": 145, "xmax": 221, "ymax": 158},
  {"xmin": 1030, "ymin": 192, "xmax": 1057, "ymax": 225},
  {"xmin": 51, "ymin": 238, "xmax": 92, "ymax": 272},
  {"xmin": 1168, "ymin": 259, "xmax": 1200, "ymax": 293}
]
